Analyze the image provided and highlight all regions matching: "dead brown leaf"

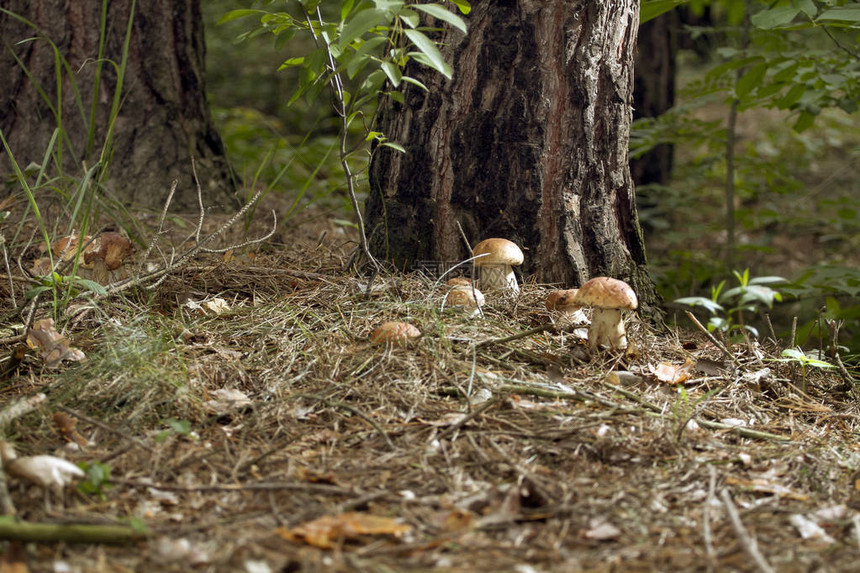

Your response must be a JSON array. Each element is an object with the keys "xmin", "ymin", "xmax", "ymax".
[
  {"xmin": 648, "ymin": 358, "xmax": 694, "ymax": 384},
  {"xmin": 276, "ymin": 512, "xmax": 411, "ymax": 549},
  {"xmin": 26, "ymin": 318, "xmax": 86, "ymax": 368}
]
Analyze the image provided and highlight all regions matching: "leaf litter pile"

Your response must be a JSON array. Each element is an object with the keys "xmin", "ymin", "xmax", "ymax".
[{"xmin": 1, "ymin": 214, "xmax": 860, "ymax": 572}]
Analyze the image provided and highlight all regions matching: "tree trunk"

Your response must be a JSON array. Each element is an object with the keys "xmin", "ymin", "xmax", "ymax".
[
  {"xmin": 366, "ymin": 1, "xmax": 657, "ymax": 309},
  {"xmin": 0, "ymin": 0, "xmax": 235, "ymax": 211},
  {"xmin": 631, "ymin": 13, "xmax": 676, "ymax": 187}
]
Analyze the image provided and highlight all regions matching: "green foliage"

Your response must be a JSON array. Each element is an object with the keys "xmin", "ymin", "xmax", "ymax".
[
  {"xmin": 78, "ymin": 460, "xmax": 113, "ymax": 499},
  {"xmin": 776, "ymin": 347, "xmax": 835, "ymax": 392},
  {"xmin": 219, "ymin": 0, "xmax": 469, "ymax": 264},
  {"xmin": 676, "ymin": 269, "xmax": 786, "ymax": 338}
]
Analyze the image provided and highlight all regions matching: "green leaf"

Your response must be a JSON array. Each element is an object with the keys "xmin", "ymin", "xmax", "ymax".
[
  {"xmin": 278, "ymin": 56, "xmax": 305, "ymax": 71},
  {"xmin": 640, "ymin": 1, "xmax": 688, "ymax": 24},
  {"xmin": 399, "ymin": 8, "xmax": 420, "ymax": 28},
  {"xmin": 339, "ymin": 8, "xmax": 387, "ymax": 48},
  {"xmin": 751, "ymin": 6, "xmax": 800, "ymax": 29},
  {"xmin": 675, "ymin": 296, "xmax": 724, "ymax": 314},
  {"xmin": 736, "ymin": 62, "xmax": 768, "ymax": 98},
  {"xmin": 381, "ymin": 141, "xmax": 406, "ymax": 153},
  {"xmin": 401, "ymin": 75, "xmax": 429, "ymax": 90},
  {"xmin": 448, "ymin": 0, "xmax": 471, "ymax": 14},
  {"xmin": 341, "ymin": 0, "xmax": 356, "ymax": 21},
  {"xmin": 816, "ymin": 7, "xmax": 860, "ymax": 24},
  {"xmin": 404, "ymin": 29, "xmax": 451, "ymax": 78},
  {"xmin": 413, "ymin": 4, "xmax": 468, "ymax": 33},
  {"xmin": 776, "ymin": 83, "xmax": 806, "ymax": 109},
  {"xmin": 380, "ymin": 60, "xmax": 402, "ymax": 86},
  {"xmin": 793, "ymin": 109, "xmax": 815, "ymax": 132},
  {"xmin": 346, "ymin": 36, "xmax": 388, "ymax": 78},
  {"xmin": 217, "ymin": 9, "xmax": 265, "ymax": 25},
  {"xmin": 71, "ymin": 278, "xmax": 108, "ymax": 296},
  {"xmin": 791, "ymin": 0, "xmax": 817, "ymax": 19},
  {"xmin": 373, "ymin": 0, "xmax": 404, "ymax": 15}
]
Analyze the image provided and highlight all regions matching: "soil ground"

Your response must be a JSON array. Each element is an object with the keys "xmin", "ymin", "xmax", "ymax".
[{"xmin": 1, "ymin": 201, "xmax": 859, "ymax": 573}]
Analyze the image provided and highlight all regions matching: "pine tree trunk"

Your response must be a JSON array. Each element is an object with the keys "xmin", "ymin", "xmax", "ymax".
[
  {"xmin": 632, "ymin": 13, "xmax": 676, "ymax": 186},
  {"xmin": 365, "ymin": 1, "xmax": 656, "ymax": 308},
  {"xmin": 0, "ymin": 0, "xmax": 235, "ymax": 211}
]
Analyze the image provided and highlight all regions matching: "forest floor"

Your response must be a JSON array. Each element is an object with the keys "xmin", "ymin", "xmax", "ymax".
[{"xmin": 1, "ymin": 201, "xmax": 860, "ymax": 573}]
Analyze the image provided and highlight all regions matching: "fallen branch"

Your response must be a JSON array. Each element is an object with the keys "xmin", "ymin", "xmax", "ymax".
[{"xmin": 0, "ymin": 519, "xmax": 147, "ymax": 544}]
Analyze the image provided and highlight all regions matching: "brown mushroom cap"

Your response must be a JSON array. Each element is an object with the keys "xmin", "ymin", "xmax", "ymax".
[
  {"xmin": 445, "ymin": 277, "xmax": 474, "ymax": 287},
  {"xmin": 546, "ymin": 289, "xmax": 580, "ymax": 312},
  {"xmin": 52, "ymin": 234, "xmax": 94, "ymax": 263},
  {"xmin": 573, "ymin": 277, "xmax": 638, "ymax": 310},
  {"xmin": 371, "ymin": 321, "xmax": 422, "ymax": 346},
  {"xmin": 472, "ymin": 238, "xmax": 524, "ymax": 266},
  {"xmin": 84, "ymin": 232, "xmax": 132, "ymax": 270},
  {"xmin": 575, "ymin": 277, "xmax": 639, "ymax": 310}
]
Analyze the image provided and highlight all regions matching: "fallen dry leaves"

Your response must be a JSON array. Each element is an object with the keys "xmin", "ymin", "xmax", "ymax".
[{"xmin": 276, "ymin": 512, "xmax": 411, "ymax": 549}]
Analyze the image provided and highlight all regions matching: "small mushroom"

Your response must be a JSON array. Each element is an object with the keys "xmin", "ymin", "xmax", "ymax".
[
  {"xmin": 0, "ymin": 441, "xmax": 84, "ymax": 510},
  {"xmin": 370, "ymin": 321, "xmax": 422, "ymax": 346},
  {"xmin": 546, "ymin": 288, "xmax": 588, "ymax": 324},
  {"xmin": 472, "ymin": 238, "xmax": 524, "ymax": 295},
  {"xmin": 444, "ymin": 285, "xmax": 485, "ymax": 317},
  {"xmin": 84, "ymin": 232, "xmax": 132, "ymax": 271},
  {"xmin": 572, "ymin": 277, "xmax": 638, "ymax": 350}
]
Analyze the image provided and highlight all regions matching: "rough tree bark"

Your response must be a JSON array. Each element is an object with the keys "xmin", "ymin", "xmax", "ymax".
[
  {"xmin": 365, "ymin": 1, "xmax": 657, "ymax": 309},
  {"xmin": 0, "ymin": 0, "xmax": 235, "ymax": 211}
]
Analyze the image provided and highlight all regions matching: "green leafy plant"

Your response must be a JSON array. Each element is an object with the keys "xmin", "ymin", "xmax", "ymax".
[
  {"xmin": 221, "ymin": 0, "xmax": 470, "ymax": 268},
  {"xmin": 78, "ymin": 460, "xmax": 113, "ymax": 499},
  {"xmin": 156, "ymin": 418, "xmax": 195, "ymax": 443},
  {"xmin": 676, "ymin": 269, "xmax": 786, "ymax": 338},
  {"xmin": 777, "ymin": 347, "xmax": 835, "ymax": 392}
]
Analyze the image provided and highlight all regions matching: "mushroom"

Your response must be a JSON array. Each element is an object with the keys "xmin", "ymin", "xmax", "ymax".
[
  {"xmin": 0, "ymin": 441, "xmax": 84, "ymax": 510},
  {"xmin": 472, "ymin": 238, "xmax": 524, "ymax": 295},
  {"xmin": 572, "ymin": 277, "xmax": 638, "ymax": 350},
  {"xmin": 84, "ymin": 232, "xmax": 132, "ymax": 271},
  {"xmin": 444, "ymin": 285, "xmax": 485, "ymax": 317},
  {"xmin": 545, "ymin": 288, "xmax": 587, "ymax": 324},
  {"xmin": 370, "ymin": 321, "xmax": 422, "ymax": 346}
]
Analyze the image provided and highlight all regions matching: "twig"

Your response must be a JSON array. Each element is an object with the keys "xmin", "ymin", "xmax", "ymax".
[
  {"xmin": 0, "ymin": 468, "xmax": 15, "ymax": 516},
  {"xmin": 720, "ymin": 488, "xmax": 774, "ymax": 573},
  {"xmin": 304, "ymin": 6, "xmax": 378, "ymax": 275},
  {"xmin": 325, "ymin": 399, "xmax": 395, "ymax": 451},
  {"xmin": 475, "ymin": 324, "xmax": 554, "ymax": 348},
  {"xmin": 115, "ymin": 478, "xmax": 352, "ymax": 495},
  {"xmin": 703, "ymin": 465, "xmax": 717, "ymax": 570},
  {"xmin": 437, "ymin": 397, "xmax": 499, "ymax": 440},
  {"xmin": 685, "ymin": 311, "xmax": 741, "ymax": 367},
  {"xmin": 0, "ymin": 520, "xmax": 147, "ymax": 544},
  {"xmin": 137, "ymin": 179, "xmax": 177, "ymax": 275},
  {"xmin": 0, "ymin": 393, "xmax": 46, "ymax": 429},
  {"xmin": 56, "ymin": 406, "xmax": 152, "ymax": 452}
]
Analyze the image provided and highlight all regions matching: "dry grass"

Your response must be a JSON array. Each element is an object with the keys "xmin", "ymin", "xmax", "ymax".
[{"xmin": 1, "ymin": 218, "xmax": 860, "ymax": 572}]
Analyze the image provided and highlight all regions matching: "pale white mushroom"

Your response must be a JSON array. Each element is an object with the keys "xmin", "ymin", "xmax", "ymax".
[
  {"xmin": 472, "ymin": 238, "xmax": 524, "ymax": 295},
  {"xmin": 444, "ymin": 285, "xmax": 485, "ymax": 317},
  {"xmin": 370, "ymin": 322, "xmax": 422, "ymax": 346},
  {"xmin": 0, "ymin": 441, "xmax": 84, "ymax": 510},
  {"xmin": 572, "ymin": 277, "xmax": 638, "ymax": 350}
]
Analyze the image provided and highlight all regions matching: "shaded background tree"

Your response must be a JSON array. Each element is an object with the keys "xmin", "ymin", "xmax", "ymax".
[
  {"xmin": 364, "ymin": 1, "xmax": 658, "ymax": 309},
  {"xmin": 0, "ymin": 0, "xmax": 235, "ymax": 211}
]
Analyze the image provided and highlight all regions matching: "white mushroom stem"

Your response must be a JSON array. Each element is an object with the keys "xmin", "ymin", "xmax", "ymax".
[
  {"xmin": 479, "ymin": 264, "xmax": 518, "ymax": 295},
  {"xmin": 588, "ymin": 308, "xmax": 627, "ymax": 350}
]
